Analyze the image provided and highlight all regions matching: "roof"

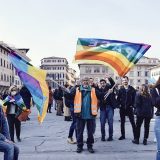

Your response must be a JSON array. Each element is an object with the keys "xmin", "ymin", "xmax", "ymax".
[
  {"xmin": 78, "ymin": 63, "xmax": 104, "ymax": 68},
  {"xmin": 41, "ymin": 56, "xmax": 67, "ymax": 61},
  {"xmin": 0, "ymin": 41, "xmax": 31, "ymax": 62},
  {"xmin": 143, "ymin": 56, "xmax": 160, "ymax": 60},
  {"xmin": 149, "ymin": 64, "xmax": 160, "ymax": 70},
  {"xmin": 18, "ymin": 48, "xmax": 30, "ymax": 53}
]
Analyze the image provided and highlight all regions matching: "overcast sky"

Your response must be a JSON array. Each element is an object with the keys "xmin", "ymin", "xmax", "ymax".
[{"xmin": 0, "ymin": 0, "xmax": 160, "ymax": 75}]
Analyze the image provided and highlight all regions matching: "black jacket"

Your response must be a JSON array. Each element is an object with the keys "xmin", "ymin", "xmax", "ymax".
[
  {"xmin": 134, "ymin": 93, "xmax": 154, "ymax": 118},
  {"xmin": 64, "ymin": 87, "xmax": 74, "ymax": 108},
  {"xmin": 150, "ymin": 88, "xmax": 160, "ymax": 116},
  {"xmin": 20, "ymin": 86, "xmax": 32, "ymax": 109},
  {"xmin": 53, "ymin": 88, "xmax": 63, "ymax": 101},
  {"xmin": 98, "ymin": 89, "xmax": 117, "ymax": 110},
  {"xmin": 99, "ymin": 77, "xmax": 117, "ymax": 110},
  {"xmin": 117, "ymin": 85, "xmax": 136, "ymax": 110}
]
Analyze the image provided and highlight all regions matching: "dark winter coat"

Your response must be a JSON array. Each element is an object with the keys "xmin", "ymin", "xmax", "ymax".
[
  {"xmin": 98, "ymin": 77, "xmax": 117, "ymax": 110},
  {"xmin": 53, "ymin": 88, "xmax": 63, "ymax": 101},
  {"xmin": 20, "ymin": 86, "xmax": 32, "ymax": 109},
  {"xmin": 117, "ymin": 85, "xmax": 136, "ymax": 111},
  {"xmin": 134, "ymin": 93, "xmax": 154, "ymax": 118}
]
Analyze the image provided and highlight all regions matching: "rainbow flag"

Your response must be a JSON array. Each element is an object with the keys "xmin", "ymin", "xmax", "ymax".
[
  {"xmin": 8, "ymin": 52, "xmax": 49, "ymax": 123},
  {"xmin": 74, "ymin": 38, "xmax": 151, "ymax": 76}
]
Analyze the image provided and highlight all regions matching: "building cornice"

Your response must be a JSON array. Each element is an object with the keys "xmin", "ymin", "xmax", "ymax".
[
  {"xmin": 0, "ymin": 41, "xmax": 31, "ymax": 62},
  {"xmin": 41, "ymin": 56, "xmax": 67, "ymax": 61},
  {"xmin": 148, "ymin": 64, "xmax": 160, "ymax": 70}
]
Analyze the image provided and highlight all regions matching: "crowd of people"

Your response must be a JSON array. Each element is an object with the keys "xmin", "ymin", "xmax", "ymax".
[
  {"xmin": 0, "ymin": 75, "xmax": 160, "ymax": 159},
  {"xmin": 52, "ymin": 75, "xmax": 160, "ymax": 157}
]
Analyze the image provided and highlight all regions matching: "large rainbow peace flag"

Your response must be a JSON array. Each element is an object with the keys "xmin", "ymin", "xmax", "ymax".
[
  {"xmin": 9, "ymin": 52, "xmax": 49, "ymax": 123},
  {"xmin": 74, "ymin": 38, "xmax": 151, "ymax": 76}
]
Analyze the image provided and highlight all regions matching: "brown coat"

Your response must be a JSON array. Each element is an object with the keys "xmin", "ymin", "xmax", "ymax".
[{"xmin": 49, "ymin": 90, "xmax": 53, "ymax": 104}]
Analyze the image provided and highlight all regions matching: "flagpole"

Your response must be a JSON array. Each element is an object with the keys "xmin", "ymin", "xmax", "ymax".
[
  {"xmin": 104, "ymin": 76, "xmax": 121, "ymax": 100},
  {"xmin": 104, "ymin": 83, "xmax": 116, "ymax": 100},
  {"xmin": 46, "ymin": 78, "xmax": 70, "ymax": 93}
]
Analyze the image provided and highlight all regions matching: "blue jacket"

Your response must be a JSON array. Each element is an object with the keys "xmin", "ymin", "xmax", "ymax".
[
  {"xmin": 0, "ymin": 106, "xmax": 10, "ymax": 141},
  {"xmin": 80, "ymin": 85, "xmax": 93, "ymax": 119}
]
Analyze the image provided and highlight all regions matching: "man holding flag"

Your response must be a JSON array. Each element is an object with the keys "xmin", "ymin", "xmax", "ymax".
[{"xmin": 99, "ymin": 76, "xmax": 117, "ymax": 141}]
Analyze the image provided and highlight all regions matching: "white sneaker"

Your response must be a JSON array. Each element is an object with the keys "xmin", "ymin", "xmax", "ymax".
[
  {"xmin": 67, "ymin": 138, "xmax": 76, "ymax": 144},
  {"xmin": 154, "ymin": 138, "xmax": 157, "ymax": 143}
]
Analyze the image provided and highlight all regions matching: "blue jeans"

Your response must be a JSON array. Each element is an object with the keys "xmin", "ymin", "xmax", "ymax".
[
  {"xmin": 155, "ymin": 116, "xmax": 160, "ymax": 160},
  {"xmin": 68, "ymin": 109, "xmax": 77, "ymax": 138},
  {"xmin": 100, "ymin": 105, "xmax": 114, "ymax": 138},
  {"xmin": 0, "ymin": 140, "xmax": 19, "ymax": 160}
]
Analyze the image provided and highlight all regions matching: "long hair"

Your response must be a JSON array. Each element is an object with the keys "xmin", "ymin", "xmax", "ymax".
[
  {"xmin": 154, "ymin": 76, "xmax": 160, "ymax": 89},
  {"xmin": 140, "ymin": 84, "xmax": 151, "ymax": 98}
]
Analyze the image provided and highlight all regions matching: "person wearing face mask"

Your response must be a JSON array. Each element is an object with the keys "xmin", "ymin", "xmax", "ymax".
[
  {"xmin": 64, "ymin": 77, "xmax": 104, "ymax": 153},
  {"xmin": 150, "ymin": 77, "xmax": 160, "ymax": 160},
  {"xmin": 117, "ymin": 76, "xmax": 136, "ymax": 141},
  {"xmin": 3, "ymin": 85, "xmax": 27, "ymax": 142}
]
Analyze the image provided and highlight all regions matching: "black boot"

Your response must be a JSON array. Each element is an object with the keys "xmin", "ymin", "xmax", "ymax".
[
  {"xmin": 64, "ymin": 117, "xmax": 68, "ymax": 121},
  {"xmin": 132, "ymin": 139, "xmax": 139, "ymax": 144},
  {"xmin": 17, "ymin": 137, "xmax": 21, "ymax": 142},
  {"xmin": 88, "ymin": 147, "xmax": 94, "ymax": 153},
  {"xmin": 107, "ymin": 137, "xmax": 113, "ymax": 141},
  {"xmin": 119, "ymin": 136, "xmax": 125, "ymax": 140},
  {"xmin": 101, "ymin": 136, "xmax": 105, "ymax": 141},
  {"xmin": 143, "ymin": 139, "xmax": 147, "ymax": 145},
  {"xmin": 76, "ymin": 147, "xmax": 83, "ymax": 153}
]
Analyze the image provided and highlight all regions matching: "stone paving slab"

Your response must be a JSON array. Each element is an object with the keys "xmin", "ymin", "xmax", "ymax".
[{"xmin": 0, "ymin": 107, "xmax": 157, "ymax": 160}]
